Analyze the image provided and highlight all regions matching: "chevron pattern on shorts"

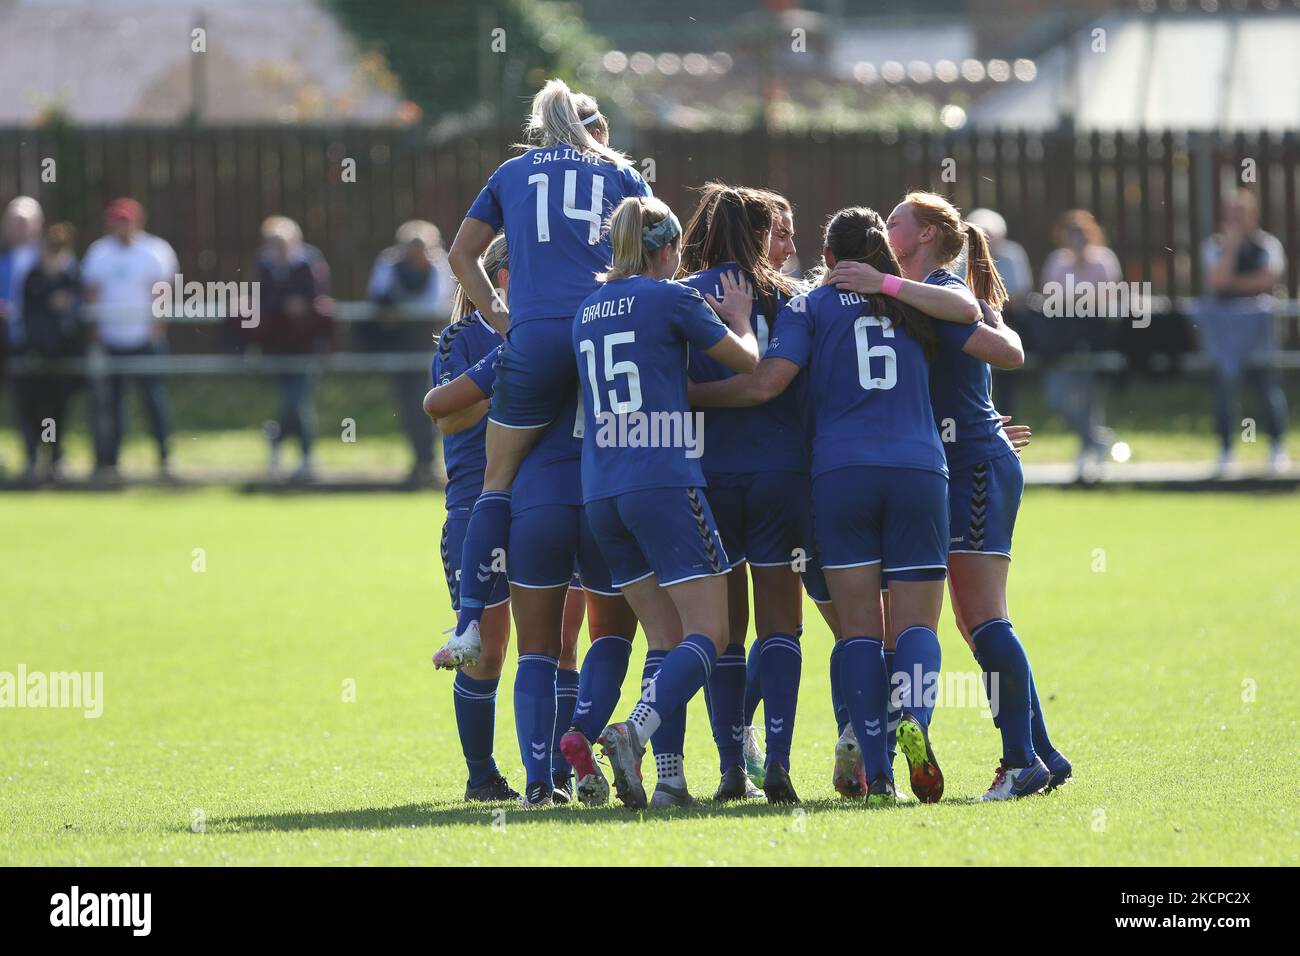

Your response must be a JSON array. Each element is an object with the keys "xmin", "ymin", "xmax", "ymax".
[
  {"xmin": 440, "ymin": 520, "xmax": 458, "ymax": 602},
  {"xmin": 687, "ymin": 488, "xmax": 723, "ymax": 573},
  {"xmin": 969, "ymin": 462, "xmax": 989, "ymax": 551}
]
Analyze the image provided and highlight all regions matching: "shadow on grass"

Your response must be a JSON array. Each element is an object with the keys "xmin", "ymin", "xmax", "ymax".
[{"xmin": 192, "ymin": 795, "xmax": 943, "ymax": 834}]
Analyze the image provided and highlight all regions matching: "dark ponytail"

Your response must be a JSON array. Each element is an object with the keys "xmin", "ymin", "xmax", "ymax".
[
  {"xmin": 824, "ymin": 206, "xmax": 938, "ymax": 359},
  {"xmin": 680, "ymin": 181, "xmax": 796, "ymax": 319}
]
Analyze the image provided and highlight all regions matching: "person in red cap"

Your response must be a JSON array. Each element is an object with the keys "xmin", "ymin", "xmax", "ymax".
[{"xmin": 81, "ymin": 197, "xmax": 179, "ymax": 482}]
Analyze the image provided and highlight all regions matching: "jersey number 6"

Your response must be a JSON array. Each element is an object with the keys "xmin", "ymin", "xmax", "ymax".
[{"xmin": 853, "ymin": 314, "xmax": 897, "ymax": 391}]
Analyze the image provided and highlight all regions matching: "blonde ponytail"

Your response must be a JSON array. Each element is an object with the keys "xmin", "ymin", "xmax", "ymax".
[
  {"xmin": 519, "ymin": 79, "xmax": 627, "ymax": 167},
  {"xmin": 450, "ymin": 234, "xmax": 509, "ymax": 319},
  {"xmin": 599, "ymin": 196, "xmax": 677, "ymax": 282}
]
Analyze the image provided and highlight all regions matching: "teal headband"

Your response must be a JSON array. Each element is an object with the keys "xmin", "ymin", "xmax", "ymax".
[{"xmin": 643, "ymin": 212, "xmax": 681, "ymax": 252}]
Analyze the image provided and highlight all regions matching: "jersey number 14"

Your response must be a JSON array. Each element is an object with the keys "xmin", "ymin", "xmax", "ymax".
[{"xmin": 528, "ymin": 171, "xmax": 605, "ymax": 245}]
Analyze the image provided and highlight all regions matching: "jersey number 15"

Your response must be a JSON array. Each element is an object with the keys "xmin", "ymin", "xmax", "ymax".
[{"xmin": 578, "ymin": 331, "xmax": 643, "ymax": 415}]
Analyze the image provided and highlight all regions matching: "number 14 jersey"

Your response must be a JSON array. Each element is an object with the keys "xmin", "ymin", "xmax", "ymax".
[{"xmin": 467, "ymin": 146, "xmax": 652, "ymax": 327}]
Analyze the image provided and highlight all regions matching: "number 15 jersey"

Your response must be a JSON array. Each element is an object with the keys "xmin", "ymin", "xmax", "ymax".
[
  {"xmin": 766, "ymin": 286, "xmax": 947, "ymax": 479},
  {"xmin": 573, "ymin": 276, "xmax": 729, "ymax": 503}
]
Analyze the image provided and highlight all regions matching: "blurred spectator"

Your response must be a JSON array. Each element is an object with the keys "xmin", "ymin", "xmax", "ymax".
[
  {"xmin": 0, "ymin": 196, "xmax": 44, "ymax": 475},
  {"xmin": 1198, "ymin": 189, "xmax": 1288, "ymax": 473},
  {"xmin": 362, "ymin": 220, "xmax": 453, "ymax": 485},
  {"xmin": 1040, "ymin": 209, "xmax": 1122, "ymax": 478},
  {"xmin": 254, "ymin": 215, "xmax": 333, "ymax": 480},
  {"xmin": 14, "ymin": 223, "xmax": 83, "ymax": 482},
  {"xmin": 81, "ymin": 198, "xmax": 178, "ymax": 481},
  {"xmin": 967, "ymin": 207, "xmax": 1032, "ymax": 419}
]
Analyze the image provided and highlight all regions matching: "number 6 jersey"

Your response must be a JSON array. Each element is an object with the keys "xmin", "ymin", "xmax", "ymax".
[
  {"xmin": 572, "ymin": 276, "xmax": 729, "ymax": 502},
  {"xmin": 765, "ymin": 285, "xmax": 949, "ymax": 479}
]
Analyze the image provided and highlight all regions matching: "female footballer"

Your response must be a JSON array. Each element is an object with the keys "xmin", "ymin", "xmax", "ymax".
[
  {"xmin": 832, "ymin": 191, "xmax": 1071, "ymax": 800},
  {"xmin": 442, "ymin": 79, "xmax": 652, "ymax": 671},
  {"xmin": 679, "ymin": 183, "xmax": 805, "ymax": 803},
  {"xmin": 426, "ymin": 238, "xmax": 588, "ymax": 806},
  {"xmin": 575, "ymin": 195, "xmax": 759, "ymax": 810}
]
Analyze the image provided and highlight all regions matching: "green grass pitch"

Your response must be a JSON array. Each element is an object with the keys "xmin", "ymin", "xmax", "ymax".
[{"xmin": 1, "ymin": 488, "xmax": 1296, "ymax": 866}]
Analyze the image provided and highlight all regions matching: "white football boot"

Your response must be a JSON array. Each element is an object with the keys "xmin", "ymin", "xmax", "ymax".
[
  {"xmin": 649, "ymin": 782, "xmax": 700, "ymax": 808},
  {"xmin": 432, "ymin": 620, "xmax": 482, "ymax": 670},
  {"xmin": 981, "ymin": 758, "xmax": 1052, "ymax": 801},
  {"xmin": 833, "ymin": 723, "xmax": 867, "ymax": 798},
  {"xmin": 742, "ymin": 725, "xmax": 766, "ymax": 788}
]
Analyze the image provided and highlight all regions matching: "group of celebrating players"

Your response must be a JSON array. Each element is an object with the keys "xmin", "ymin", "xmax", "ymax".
[{"xmin": 420, "ymin": 79, "xmax": 1072, "ymax": 810}]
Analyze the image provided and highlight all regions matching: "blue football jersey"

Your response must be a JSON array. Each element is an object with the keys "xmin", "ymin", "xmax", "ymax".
[
  {"xmin": 573, "ymin": 276, "xmax": 729, "ymax": 502},
  {"xmin": 766, "ymin": 286, "xmax": 946, "ymax": 479},
  {"xmin": 466, "ymin": 146, "xmax": 652, "ymax": 327},
  {"xmin": 683, "ymin": 262, "xmax": 806, "ymax": 475},
  {"xmin": 924, "ymin": 268, "xmax": 1015, "ymax": 470},
  {"xmin": 459, "ymin": 344, "xmax": 581, "ymax": 513},
  {"xmin": 431, "ymin": 312, "xmax": 504, "ymax": 510}
]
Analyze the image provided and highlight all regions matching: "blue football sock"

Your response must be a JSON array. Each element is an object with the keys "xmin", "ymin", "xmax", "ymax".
[
  {"xmin": 968, "ymin": 642, "xmax": 998, "ymax": 727},
  {"xmin": 552, "ymin": 668, "xmax": 580, "ymax": 781},
  {"xmin": 639, "ymin": 649, "xmax": 667, "ymax": 747},
  {"xmin": 628, "ymin": 636, "xmax": 715, "ymax": 743},
  {"xmin": 884, "ymin": 648, "xmax": 899, "ymax": 762},
  {"xmin": 842, "ymin": 636, "xmax": 890, "ymax": 783},
  {"xmin": 894, "ymin": 625, "xmax": 942, "ymax": 729},
  {"xmin": 513, "ymin": 654, "xmax": 557, "ymax": 789},
  {"xmin": 759, "ymin": 633, "xmax": 801, "ymax": 771},
  {"xmin": 455, "ymin": 491, "xmax": 511, "ymax": 631},
  {"xmin": 640, "ymin": 649, "xmax": 686, "ymax": 775},
  {"xmin": 570, "ymin": 635, "xmax": 632, "ymax": 743},
  {"xmin": 1029, "ymin": 669, "xmax": 1057, "ymax": 759},
  {"xmin": 705, "ymin": 643, "xmax": 747, "ymax": 772},
  {"xmin": 453, "ymin": 672, "xmax": 500, "ymax": 788},
  {"xmin": 641, "ymin": 649, "xmax": 667, "ymax": 699},
  {"xmin": 972, "ymin": 618, "xmax": 1036, "ymax": 767},
  {"xmin": 829, "ymin": 639, "xmax": 848, "ymax": 735},
  {"xmin": 743, "ymin": 638, "xmax": 763, "ymax": 725}
]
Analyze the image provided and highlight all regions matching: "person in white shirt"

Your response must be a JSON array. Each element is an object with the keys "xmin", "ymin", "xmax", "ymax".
[
  {"xmin": 363, "ymin": 220, "xmax": 453, "ymax": 485},
  {"xmin": 1198, "ymin": 189, "xmax": 1289, "ymax": 473},
  {"xmin": 80, "ymin": 198, "xmax": 178, "ymax": 479}
]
